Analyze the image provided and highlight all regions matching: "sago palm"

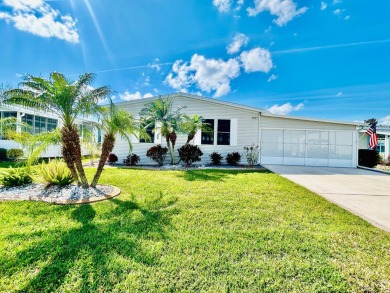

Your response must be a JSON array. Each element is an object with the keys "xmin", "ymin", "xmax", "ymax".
[
  {"xmin": 139, "ymin": 96, "xmax": 185, "ymax": 164},
  {"xmin": 91, "ymin": 102, "xmax": 142, "ymax": 187},
  {"xmin": 0, "ymin": 72, "xmax": 110, "ymax": 187}
]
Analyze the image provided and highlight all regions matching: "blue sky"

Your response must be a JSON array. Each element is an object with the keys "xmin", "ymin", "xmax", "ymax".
[{"xmin": 1, "ymin": 0, "xmax": 389, "ymax": 124}]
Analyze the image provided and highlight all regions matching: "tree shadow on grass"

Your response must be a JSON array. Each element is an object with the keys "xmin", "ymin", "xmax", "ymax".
[
  {"xmin": 177, "ymin": 169, "xmax": 270, "ymax": 182},
  {"xmin": 1, "ymin": 195, "xmax": 178, "ymax": 292}
]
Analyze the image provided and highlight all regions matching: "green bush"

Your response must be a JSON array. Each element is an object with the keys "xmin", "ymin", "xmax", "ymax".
[
  {"xmin": 243, "ymin": 144, "xmax": 259, "ymax": 166},
  {"xmin": 107, "ymin": 153, "xmax": 118, "ymax": 164},
  {"xmin": 6, "ymin": 148, "xmax": 24, "ymax": 160},
  {"xmin": 0, "ymin": 148, "xmax": 7, "ymax": 161},
  {"xmin": 178, "ymin": 144, "xmax": 203, "ymax": 166},
  {"xmin": 123, "ymin": 154, "xmax": 140, "ymax": 166},
  {"xmin": 226, "ymin": 152, "xmax": 241, "ymax": 166},
  {"xmin": 40, "ymin": 160, "xmax": 74, "ymax": 186},
  {"xmin": 146, "ymin": 145, "xmax": 168, "ymax": 166},
  {"xmin": 209, "ymin": 152, "xmax": 223, "ymax": 166},
  {"xmin": 0, "ymin": 167, "xmax": 33, "ymax": 187},
  {"xmin": 358, "ymin": 149, "xmax": 381, "ymax": 168}
]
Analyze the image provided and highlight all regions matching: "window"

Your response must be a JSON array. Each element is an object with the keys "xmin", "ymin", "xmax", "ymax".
[
  {"xmin": 217, "ymin": 119, "xmax": 230, "ymax": 145},
  {"xmin": 21, "ymin": 114, "xmax": 58, "ymax": 134},
  {"xmin": 0, "ymin": 111, "xmax": 17, "ymax": 140},
  {"xmin": 201, "ymin": 119, "xmax": 214, "ymax": 145},
  {"xmin": 140, "ymin": 124, "xmax": 154, "ymax": 143}
]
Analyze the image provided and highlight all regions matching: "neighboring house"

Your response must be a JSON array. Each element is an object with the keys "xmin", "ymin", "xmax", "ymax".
[
  {"xmin": 114, "ymin": 93, "xmax": 359, "ymax": 167},
  {"xmin": 0, "ymin": 104, "xmax": 98, "ymax": 157},
  {"xmin": 358, "ymin": 125, "xmax": 390, "ymax": 163}
]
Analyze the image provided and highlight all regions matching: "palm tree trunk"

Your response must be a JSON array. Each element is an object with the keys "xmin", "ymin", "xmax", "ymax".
[
  {"xmin": 61, "ymin": 125, "xmax": 89, "ymax": 188},
  {"xmin": 165, "ymin": 135, "xmax": 172, "ymax": 165},
  {"xmin": 169, "ymin": 132, "xmax": 177, "ymax": 164},
  {"xmin": 186, "ymin": 131, "xmax": 195, "ymax": 144},
  {"xmin": 61, "ymin": 126, "xmax": 80, "ymax": 185},
  {"xmin": 91, "ymin": 133, "xmax": 115, "ymax": 188}
]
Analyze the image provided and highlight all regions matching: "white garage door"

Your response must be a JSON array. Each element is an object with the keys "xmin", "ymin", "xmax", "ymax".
[{"xmin": 261, "ymin": 129, "xmax": 355, "ymax": 167}]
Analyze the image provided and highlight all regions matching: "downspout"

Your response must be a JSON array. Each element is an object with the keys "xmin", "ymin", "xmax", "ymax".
[{"xmin": 258, "ymin": 111, "xmax": 261, "ymax": 165}]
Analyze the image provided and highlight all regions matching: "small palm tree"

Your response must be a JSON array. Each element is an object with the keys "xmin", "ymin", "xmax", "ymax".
[
  {"xmin": 181, "ymin": 114, "xmax": 211, "ymax": 145},
  {"xmin": 0, "ymin": 72, "xmax": 110, "ymax": 188},
  {"xmin": 90, "ymin": 102, "xmax": 142, "ymax": 187},
  {"xmin": 139, "ymin": 96, "xmax": 185, "ymax": 164}
]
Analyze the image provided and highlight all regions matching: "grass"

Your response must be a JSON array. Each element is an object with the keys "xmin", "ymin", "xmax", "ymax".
[
  {"xmin": 0, "ymin": 161, "xmax": 17, "ymax": 168},
  {"xmin": 0, "ymin": 167, "xmax": 389, "ymax": 292}
]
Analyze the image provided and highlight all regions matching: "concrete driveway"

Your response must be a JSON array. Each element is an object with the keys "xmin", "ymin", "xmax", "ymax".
[{"xmin": 264, "ymin": 165, "xmax": 390, "ymax": 232}]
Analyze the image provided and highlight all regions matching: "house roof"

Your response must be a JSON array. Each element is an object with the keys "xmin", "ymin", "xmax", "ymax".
[
  {"xmin": 114, "ymin": 92, "xmax": 361, "ymax": 127},
  {"xmin": 114, "ymin": 92, "xmax": 267, "ymax": 114}
]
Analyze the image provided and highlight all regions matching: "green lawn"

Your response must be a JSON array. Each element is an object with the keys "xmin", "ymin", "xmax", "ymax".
[{"xmin": 0, "ymin": 167, "xmax": 389, "ymax": 292}]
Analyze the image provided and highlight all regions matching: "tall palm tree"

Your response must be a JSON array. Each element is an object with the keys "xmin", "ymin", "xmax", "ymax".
[
  {"xmin": 181, "ymin": 114, "xmax": 211, "ymax": 145},
  {"xmin": 91, "ymin": 102, "xmax": 142, "ymax": 187},
  {"xmin": 139, "ymin": 96, "xmax": 185, "ymax": 164},
  {"xmin": 0, "ymin": 72, "xmax": 110, "ymax": 188}
]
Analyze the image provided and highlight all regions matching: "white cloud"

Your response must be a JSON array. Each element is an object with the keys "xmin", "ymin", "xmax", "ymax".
[
  {"xmin": 0, "ymin": 0, "xmax": 79, "ymax": 43},
  {"xmin": 119, "ymin": 91, "xmax": 154, "ymax": 101},
  {"xmin": 267, "ymin": 102, "xmax": 304, "ymax": 115},
  {"xmin": 227, "ymin": 33, "xmax": 250, "ymax": 54},
  {"xmin": 344, "ymin": 15, "xmax": 350, "ymax": 20},
  {"xmin": 267, "ymin": 74, "xmax": 278, "ymax": 82},
  {"xmin": 333, "ymin": 8, "xmax": 344, "ymax": 15},
  {"xmin": 379, "ymin": 116, "xmax": 390, "ymax": 125},
  {"xmin": 165, "ymin": 54, "xmax": 241, "ymax": 97},
  {"xmin": 333, "ymin": 0, "xmax": 342, "ymax": 4},
  {"xmin": 213, "ymin": 0, "xmax": 232, "ymax": 12},
  {"xmin": 148, "ymin": 58, "xmax": 161, "ymax": 71},
  {"xmin": 336, "ymin": 91, "xmax": 343, "ymax": 96},
  {"xmin": 247, "ymin": 0, "xmax": 308, "ymax": 26},
  {"xmin": 240, "ymin": 47, "xmax": 273, "ymax": 73},
  {"xmin": 321, "ymin": 1, "xmax": 327, "ymax": 10}
]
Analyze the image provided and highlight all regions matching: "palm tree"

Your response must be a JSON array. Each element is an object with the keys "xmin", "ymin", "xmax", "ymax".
[
  {"xmin": 91, "ymin": 102, "xmax": 142, "ymax": 187},
  {"xmin": 0, "ymin": 72, "xmax": 110, "ymax": 188},
  {"xmin": 139, "ymin": 96, "xmax": 185, "ymax": 164},
  {"xmin": 181, "ymin": 114, "xmax": 211, "ymax": 145}
]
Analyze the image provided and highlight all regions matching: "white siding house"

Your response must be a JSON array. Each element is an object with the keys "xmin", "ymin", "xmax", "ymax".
[
  {"xmin": 0, "ymin": 104, "xmax": 96, "ymax": 158},
  {"xmin": 114, "ymin": 93, "xmax": 359, "ymax": 167}
]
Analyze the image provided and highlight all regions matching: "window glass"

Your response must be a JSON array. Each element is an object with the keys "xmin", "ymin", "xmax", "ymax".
[
  {"xmin": 201, "ymin": 119, "xmax": 214, "ymax": 145},
  {"xmin": 217, "ymin": 119, "xmax": 230, "ymax": 145},
  {"xmin": 140, "ymin": 123, "xmax": 154, "ymax": 143},
  {"xmin": 0, "ymin": 112, "xmax": 17, "ymax": 139},
  {"xmin": 47, "ymin": 118, "xmax": 58, "ymax": 132}
]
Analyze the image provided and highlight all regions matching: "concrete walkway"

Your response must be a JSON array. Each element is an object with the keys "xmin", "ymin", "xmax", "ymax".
[{"xmin": 264, "ymin": 165, "xmax": 390, "ymax": 232}]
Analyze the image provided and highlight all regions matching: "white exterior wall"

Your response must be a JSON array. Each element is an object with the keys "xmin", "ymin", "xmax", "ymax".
[{"xmin": 113, "ymin": 95, "xmax": 260, "ymax": 165}]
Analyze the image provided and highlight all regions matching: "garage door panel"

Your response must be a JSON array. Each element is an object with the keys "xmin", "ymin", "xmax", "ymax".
[{"xmin": 261, "ymin": 129, "xmax": 355, "ymax": 167}]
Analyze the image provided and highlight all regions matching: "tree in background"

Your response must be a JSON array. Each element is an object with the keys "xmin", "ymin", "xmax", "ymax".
[
  {"xmin": 1, "ymin": 72, "xmax": 110, "ymax": 187},
  {"xmin": 139, "ymin": 96, "xmax": 185, "ymax": 164},
  {"xmin": 91, "ymin": 101, "xmax": 143, "ymax": 187},
  {"xmin": 181, "ymin": 114, "xmax": 211, "ymax": 145}
]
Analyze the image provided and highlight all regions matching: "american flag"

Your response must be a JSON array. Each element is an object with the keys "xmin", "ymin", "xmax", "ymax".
[{"xmin": 366, "ymin": 122, "xmax": 378, "ymax": 150}]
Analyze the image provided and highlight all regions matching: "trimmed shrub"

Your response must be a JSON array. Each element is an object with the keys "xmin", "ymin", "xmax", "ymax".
[
  {"xmin": 243, "ymin": 144, "xmax": 259, "ymax": 166},
  {"xmin": 209, "ymin": 152, "xmax": 223, "ymax": 166},
  {"xmin": 41, "ymin": 160, "xmax": 74, "ymax": 186},
  {"xmin": 0, "ymin": 148, "xmax": 7, "ymax": 161},
  {"xmin": 6, "ymin": 148, "xmax": 23, "ymax": 160},
  {"xmin": 226, "ymin": 152, "xmax": 241, "ymax": 166},
  {"xmin": 146, "ymin": 145, "xmax": 168, "ymax": 166},
  {"xmin": 107, "ymin": 153, "xmax": 118, "ymax": 164},
  {"xmin": 358, "ymin": 149, "xmax": 381, "ymax": 168},
  {"xmin": 178, "ymin": 144, "xmax": 203, "ymax": 166},
  {"xmin": 123, "ymin": 154, "xmax": 140, "ymax": 166},
  {"xmin": 0, "ymin": 167, "xmax": 33, "ymax": 187}
]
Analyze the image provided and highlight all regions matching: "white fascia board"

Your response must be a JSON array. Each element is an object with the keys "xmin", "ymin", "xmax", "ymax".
[{"xmin": 261, "ymin": 112, "xmax": 361, "ymax": 127}]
